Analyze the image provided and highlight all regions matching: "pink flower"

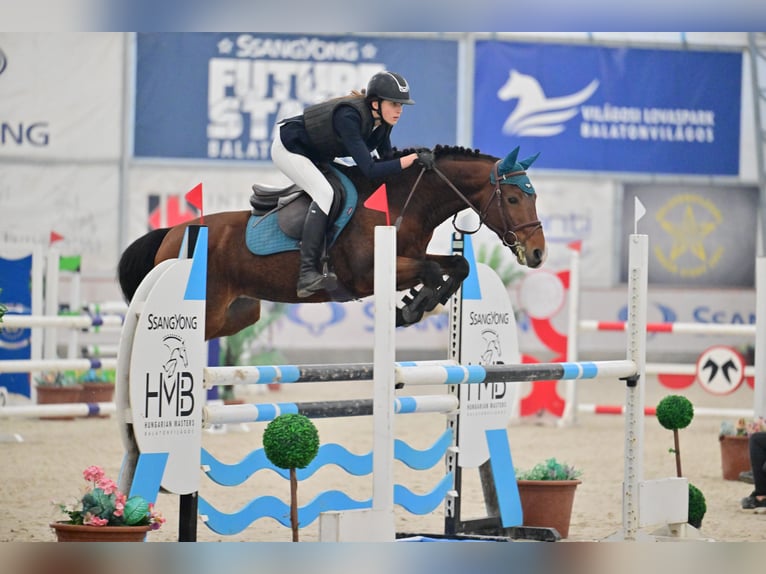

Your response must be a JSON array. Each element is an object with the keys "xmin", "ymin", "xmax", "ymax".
[
  {"xmin": 83, "ymin": 465, "xmax": 105, "ymax": 483},
  {"xmin": 150, "ymin": 513, "xmax": 166, "ymax": 530},
  {"xmin": 96, "ymin": 478, "xmax": 118, "ymax": 495},
  {"xmin": 83, "ymin": 513, "xmax": 108, "ymax": 527}
]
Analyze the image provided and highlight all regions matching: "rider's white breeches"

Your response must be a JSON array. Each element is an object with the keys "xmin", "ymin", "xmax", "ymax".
[{"xmin": 271, "ymin": 133, "xmax": 334, "ymax": 215}]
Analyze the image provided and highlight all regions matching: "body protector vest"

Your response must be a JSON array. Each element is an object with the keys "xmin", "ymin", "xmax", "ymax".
[{"xmin": 303, "ymin": 96, "xmax": 374, "ymax": 161}]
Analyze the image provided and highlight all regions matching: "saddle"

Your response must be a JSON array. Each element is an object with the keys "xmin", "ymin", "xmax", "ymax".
[{"xmin": 250, "ymin": 164, "xmax": 347, "ymax": 239}]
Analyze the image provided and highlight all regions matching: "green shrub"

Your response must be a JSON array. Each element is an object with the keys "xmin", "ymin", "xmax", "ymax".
[
  {"xmin": 516, "ymin": 458, "xmax": 582, "ymax": 480},
  {"xmin": 656, "ymin": 395, "xmax": 694, "ymax": 430},
  {"xmin": 262, "ymin": 414, "xmax": 319, "ymax": 470}
]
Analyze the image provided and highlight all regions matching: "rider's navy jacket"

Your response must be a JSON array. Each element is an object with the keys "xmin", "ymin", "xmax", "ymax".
[{"xmin": 279, "ymin": 95, "xmax": 403, "ymax": 180}]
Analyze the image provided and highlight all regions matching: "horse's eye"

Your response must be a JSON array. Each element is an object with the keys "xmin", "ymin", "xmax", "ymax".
[{"xmin": 507, "ymin": 196, "xmax": 519, "ymax": 205}]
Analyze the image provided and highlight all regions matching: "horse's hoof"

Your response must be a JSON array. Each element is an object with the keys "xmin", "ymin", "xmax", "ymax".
[{"xmin": 400, "ymin": 305, "xmax": 424, "ymax": 326}]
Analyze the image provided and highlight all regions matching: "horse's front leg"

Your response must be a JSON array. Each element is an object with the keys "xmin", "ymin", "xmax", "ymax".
[
  {"xmin": 423, "ymin": 254, "xmax": 470, "ymax": 307},
  {"xmin": 393, "ymin": 255, "xmax": 468, "ymax": 327}
]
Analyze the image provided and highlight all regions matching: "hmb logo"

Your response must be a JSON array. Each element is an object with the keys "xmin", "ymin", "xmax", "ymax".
[
  {"xmin": 465, "ymin": 382, "xmax": 507, "ymax": 402},
  {"xmin": 143, "ymin": 334, "xmax": 195, "ymax": 418}
]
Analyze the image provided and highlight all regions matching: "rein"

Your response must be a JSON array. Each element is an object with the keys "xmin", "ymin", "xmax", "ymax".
[{"xmin": 395, "ymin": 160, "xmax": 542, "ymax": 263}]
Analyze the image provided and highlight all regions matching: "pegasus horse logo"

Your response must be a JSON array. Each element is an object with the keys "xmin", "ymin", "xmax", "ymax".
[
  {"xmin": 499, "ymin": 70, "xmax": 599, "ymax": 137},
  {"xmin": 162, "ymin": 334, "xmax": 189, "ymax": 378},
  {"xmin": 480, "ymin": 329, "xmax": 503, "ymax": 365}
]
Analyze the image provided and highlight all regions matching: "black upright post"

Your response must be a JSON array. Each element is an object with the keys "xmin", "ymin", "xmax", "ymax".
[{"xmin": 179, "ymin": 493, "xmax": 199, "ymax": 542}]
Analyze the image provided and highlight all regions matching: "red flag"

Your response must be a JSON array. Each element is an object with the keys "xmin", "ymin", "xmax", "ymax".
[
  {"xmin": 363, "ymin": 184, "xmax": 390, "ymax": 226},
  {"xmin": 185, "ymin": 183, "xmax": 204, "ymax": 224},
  {"xmin": 49, "ymin": 231, "xmax": 64, "ymax": 245},
  {"xmin": 567, "ymin": 240, "xmax": 582, "ymax": 253}
]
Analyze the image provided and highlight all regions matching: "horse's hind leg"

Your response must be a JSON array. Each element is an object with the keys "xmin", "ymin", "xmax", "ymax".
[{"xmin": 210, "ymin": 297, "xmax": 261, "ymax": 339}]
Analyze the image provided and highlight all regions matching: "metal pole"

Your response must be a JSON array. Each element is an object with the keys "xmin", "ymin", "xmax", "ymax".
[{"xmin": 622, "ymin": 234, "xmax": 648, "ymax": 540}]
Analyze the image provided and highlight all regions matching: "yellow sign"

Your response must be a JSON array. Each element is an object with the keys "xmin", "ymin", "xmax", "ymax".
[{"xmin": 653, "ymin": 193, "xmax": 723, "ymax": 278}]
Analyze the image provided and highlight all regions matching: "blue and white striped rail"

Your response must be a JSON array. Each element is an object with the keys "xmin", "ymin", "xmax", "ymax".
[
  {"xmin": 395, "ymin": 360, "xmax": 637, "ymax": 386},
  {"xmin": 203, "ymin": 395, "xmax": 458, "ymax": 426},
  {"xmin": 203, "ymin": 360, "xmax": 456, "ymax": 388},
  {"xmin": 0, "ymin": 315, "xmax": 124, "ymax": 329},
  {"xmin": 0, "ymin": 357, "xmax": 117, "ymax": 374},
  {"xmin": 0, "ymin": 402, "xmax": 116, "ymax": 419}
]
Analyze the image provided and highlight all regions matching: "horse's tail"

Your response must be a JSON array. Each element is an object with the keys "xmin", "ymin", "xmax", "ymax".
[{"xmin": 117, "ymin": 228, "xmax": 171, "ymax": 302}]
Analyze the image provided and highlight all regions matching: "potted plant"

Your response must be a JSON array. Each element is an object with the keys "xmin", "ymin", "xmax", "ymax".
[
  {"xmin": 515, "ymin": 457, "xmax": 582, "ymax": 539},
  {"xmin": 77, "ymin": 368, "xmax": 115, "ymax": 415},
  {"xmin": 51, "ymin": 465, "xmax": 165, "ymax": 542},
  {"xmin": 34, "ymin": 371, "xmax": 83, "ymax": 420},
  {"xmin": 719, "ymin": 416, "xmax": 766, "ymax": 480},
  {"xmin": 656, "ymin": 394, "xmax": 707, "ymax": 529}
]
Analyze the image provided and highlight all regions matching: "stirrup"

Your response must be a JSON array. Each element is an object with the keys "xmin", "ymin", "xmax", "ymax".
[{"xmin": 297, "ymin": 270, "xmax": 337, "ymax": 297}]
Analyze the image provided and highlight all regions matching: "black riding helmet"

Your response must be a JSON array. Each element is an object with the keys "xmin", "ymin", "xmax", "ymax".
[{"xmin": 366, "ymin": 71, "xmax": 415, "ymax": 105}]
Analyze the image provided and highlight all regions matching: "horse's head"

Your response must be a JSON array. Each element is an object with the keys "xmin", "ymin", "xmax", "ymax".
[{"xmin": 474, "ymin": 147, "xmax": 547, "ymax": 268}]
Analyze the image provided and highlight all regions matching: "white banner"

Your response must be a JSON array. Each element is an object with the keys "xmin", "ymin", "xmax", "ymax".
[
  {"xmin": 0, "ymin": 164, "xmax": 120, "ymax": 274},
  {"xmin": 533, "ymin": 176, "xmax": 616, "ymax": 288},
  {"xmin": 0, "ymin": 33, "xmax": 123, "ymax": 160}
]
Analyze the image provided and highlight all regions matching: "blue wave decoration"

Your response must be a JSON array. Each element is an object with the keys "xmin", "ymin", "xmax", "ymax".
[
  {"xmin": 394, "ymin": 429, "xmax": 452, "ymax": 470},
  {"xmin": 199, "ymin": 472, "xmax": 454, "ymax": 534},
  {"xmin": 394, "ymin": 473, "xmax": 454, "ymax": 515},
  {"xmin": 199, "ymin": 490, "xmax": 371, "ymax": 535},
  {"xmin": 202, "ymin": 444, "xmax": 373, "ymax": 486}
]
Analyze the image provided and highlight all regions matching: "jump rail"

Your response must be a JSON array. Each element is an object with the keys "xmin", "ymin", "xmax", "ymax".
[
  {"xmin": 0, "ymin": 358, "xmax": 117, "ymax": 373},
  {"xmin": 0, "ymin": 315, "xmax": 124, "ymax": 329},
  {"xmin": 203, "ymin": 395, "xmax": 459, "ymax": 425}
]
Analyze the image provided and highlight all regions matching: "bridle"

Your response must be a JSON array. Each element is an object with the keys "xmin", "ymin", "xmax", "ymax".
[{"xmin": 395, "ymin": 159, "xmax": 542, "ymax": 264}]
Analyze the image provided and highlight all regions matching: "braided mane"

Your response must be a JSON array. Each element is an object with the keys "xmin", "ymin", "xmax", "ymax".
[{"xmin": 393, "ymin": 145, "xmax": 493, "ymax": 160}]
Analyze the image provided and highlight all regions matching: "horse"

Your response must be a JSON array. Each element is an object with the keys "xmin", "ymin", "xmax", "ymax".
[{"xmin": 118, "ymin": 145, "xmax": 546, "ymax": 341}]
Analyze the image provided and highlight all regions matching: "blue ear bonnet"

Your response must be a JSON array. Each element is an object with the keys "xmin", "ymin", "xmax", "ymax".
[{"xmin": 489, "ymin": 147, "xmax": 540, "ymax": 195}]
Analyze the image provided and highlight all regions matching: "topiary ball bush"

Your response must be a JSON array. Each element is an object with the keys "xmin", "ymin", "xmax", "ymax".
[
  {"xmin": 688, "ymin": 482, "xmax": 707, "ymax": 528},
  {"xmin": 262, "ymin": 413, "xmax": 320, "ymax": 470},
  {"xmin": 656, "ymin": 394, "xmax": 694, "ymax": 431}
]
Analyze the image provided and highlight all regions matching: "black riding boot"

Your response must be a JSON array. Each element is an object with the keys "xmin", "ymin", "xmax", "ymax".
[{"xmin": 297, "ymin": 202, "xmax": 337, "ymax": 297}]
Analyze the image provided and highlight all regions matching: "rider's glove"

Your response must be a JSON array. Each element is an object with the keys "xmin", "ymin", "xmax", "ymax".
[{"xmin": 416, "ymin": 150, "xmax": 435, "ymax": 170}]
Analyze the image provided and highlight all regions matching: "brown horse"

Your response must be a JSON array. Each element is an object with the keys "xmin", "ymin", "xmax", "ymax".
[{"xmin": 118, "ymin": 145, "xmax": 546, "ymax": 340}]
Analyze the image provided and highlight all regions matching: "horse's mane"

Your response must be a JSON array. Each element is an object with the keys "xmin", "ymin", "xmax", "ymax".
[{"xmin": 393, "ymin": 144, "xmax": 495, "ymax": 161}]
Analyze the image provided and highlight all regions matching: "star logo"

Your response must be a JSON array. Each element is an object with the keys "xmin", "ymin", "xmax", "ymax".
[
  {"xmin": 360, "ymin": 44, "xmax": 378, "ymax": 59},
  {"xmin": 653, "ymin": 193, "xmax": 724, "ymax": 278},
  {"xmin": 217, "ymin": 38, "xmax": 234, "ymax": 55}
]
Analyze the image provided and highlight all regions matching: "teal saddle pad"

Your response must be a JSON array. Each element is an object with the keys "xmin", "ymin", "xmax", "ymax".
[{"xmin": 245, "ymin": 167, "xmax": 358, "ymax": 256}]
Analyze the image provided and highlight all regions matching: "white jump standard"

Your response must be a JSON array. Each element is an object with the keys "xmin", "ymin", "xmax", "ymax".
[{"xmin": 115, "ymin": 225, "xmax": 686, "ymax": 542}]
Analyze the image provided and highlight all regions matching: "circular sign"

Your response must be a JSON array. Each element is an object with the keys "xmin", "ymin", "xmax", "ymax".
[
  {"xmin": 518, "ymin": 270, "xmax": 565, "ymax": 319},
  {"xmin": 695, "ymin": 345, "xmax": 745, "ymax": 396}
]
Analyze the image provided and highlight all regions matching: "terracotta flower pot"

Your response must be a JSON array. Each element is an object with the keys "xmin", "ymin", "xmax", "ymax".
[
  {"xmin": 35, "ymin": 385, "xmax": 84, "ymax": 420},
  {"xmin": 516, "ymin": 479, "xmax": 581, "ymax": 539},
  {"xmin": 50, "ymin": 522, "xmax": 151, "ymax": 542},
  {"xmin": 719, "ymin": 435, "xmax": 750, "ymax": 480}
]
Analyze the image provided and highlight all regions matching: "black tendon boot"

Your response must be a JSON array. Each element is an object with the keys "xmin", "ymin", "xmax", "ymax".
[{"xmin": 296, "ymin": 202, "xmax": 338, "ymax": 297}]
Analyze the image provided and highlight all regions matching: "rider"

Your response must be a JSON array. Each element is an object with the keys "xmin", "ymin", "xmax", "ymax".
[{"xmin": 271, "ymin": 71, "xmax": 422, "ymax": 298}]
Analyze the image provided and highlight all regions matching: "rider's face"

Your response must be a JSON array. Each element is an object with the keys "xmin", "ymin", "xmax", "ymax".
[{"xmin": 375, "ymin": 100, "xmax": 404, "ymax": 125}]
